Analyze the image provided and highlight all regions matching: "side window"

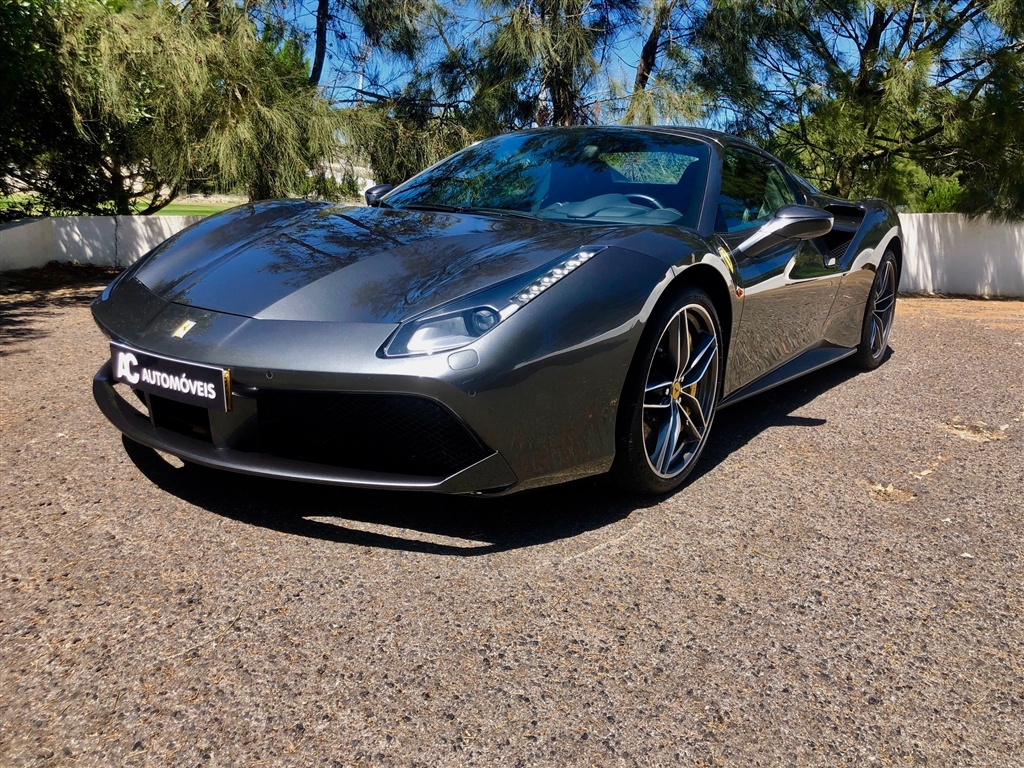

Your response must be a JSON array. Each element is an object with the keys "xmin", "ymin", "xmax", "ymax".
[{"xmin": 715, "ymin": 148, "xmax": 796, "ymax": 233}]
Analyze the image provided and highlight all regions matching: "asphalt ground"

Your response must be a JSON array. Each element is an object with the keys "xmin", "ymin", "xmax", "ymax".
[{"xmin": 2, "ymin": 266, "xmax": 1022, "ymax": 766}]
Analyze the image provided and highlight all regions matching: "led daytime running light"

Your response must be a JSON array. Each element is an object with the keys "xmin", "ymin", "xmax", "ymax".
[
  {"xmin": 384, "ymin": 246, "xmax": 606, "ymax": 356},
  {"xmin": 511, "ymin": 247, "xmax": 605, "ymax": 308}
]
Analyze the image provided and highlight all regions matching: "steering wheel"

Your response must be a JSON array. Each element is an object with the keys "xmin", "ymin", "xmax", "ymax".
[{"xmin": 625, "ymin": 194, "xmax": 664, "ymax": 210}]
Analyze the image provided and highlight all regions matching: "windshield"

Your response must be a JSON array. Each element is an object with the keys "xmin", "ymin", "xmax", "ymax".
[{"xmin": 384, "ymin": 128, "xmax": 710, "ymax": 228}]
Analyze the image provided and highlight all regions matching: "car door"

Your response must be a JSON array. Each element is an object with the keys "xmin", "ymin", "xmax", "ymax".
[{"xmin": 714, "ymin": 146, "xmax": 841, "ymax": 394}]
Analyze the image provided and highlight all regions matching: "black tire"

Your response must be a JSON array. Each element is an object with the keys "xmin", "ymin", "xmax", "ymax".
[
  {"xmin": 852, "ymin": 249, "xmax": 898, "ymax": 370},
  {"xmin": 612, "ymin": 286, "xmax": 722, "ymax": 495}
]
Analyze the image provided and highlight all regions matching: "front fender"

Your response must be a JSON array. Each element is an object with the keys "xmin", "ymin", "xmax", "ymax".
[{"xmin": 600, "ymin": 225, "xmax": 741, "ymax": 355}]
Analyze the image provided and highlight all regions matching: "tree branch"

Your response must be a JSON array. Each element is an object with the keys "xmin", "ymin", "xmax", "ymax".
[{"xmin": 309, "ymin": 0, "xmax": 329, "ymax": 86}]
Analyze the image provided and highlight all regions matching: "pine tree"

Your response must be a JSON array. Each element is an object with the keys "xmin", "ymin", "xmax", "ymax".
[
  {"xmin": 4, "ymin": 0, "xmax": 345, "ymax": 214},
  {"xmin": 693, "ymin": 0, "xmax": 1024, "ymax": 218},
  {"xmin": 622, "ymin": 0, "xmax": 702, "ymax": 125}
]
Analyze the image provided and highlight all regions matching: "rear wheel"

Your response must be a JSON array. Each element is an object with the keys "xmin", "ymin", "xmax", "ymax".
[
  {"xmin": 852, "ymin": 250, "xmax": 897, "ymax": 370},
  {"xmin": 612, "ymin": 288, "xmax": 722, "ymax": 495}
]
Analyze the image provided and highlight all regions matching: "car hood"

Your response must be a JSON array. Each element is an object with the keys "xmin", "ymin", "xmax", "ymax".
[{"xmin": 131, "ymin": 200, "xmax": 605, "ymax": 323}]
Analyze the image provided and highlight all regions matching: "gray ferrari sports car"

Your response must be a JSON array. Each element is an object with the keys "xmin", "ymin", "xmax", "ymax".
[{"xmin": 92, "ymin": 126, "xmax": 901, "ymax": 495}]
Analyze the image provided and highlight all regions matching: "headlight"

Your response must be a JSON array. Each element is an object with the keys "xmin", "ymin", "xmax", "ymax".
[
  {"xmin": 390, "ymin": 308, "xmax": 501, "ymax": 355},
  {"xmin": 383, "ymin": 246, "xmax": 606, "ymax": 357}
]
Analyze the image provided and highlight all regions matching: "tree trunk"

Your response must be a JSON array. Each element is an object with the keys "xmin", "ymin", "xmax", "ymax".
[
  {"xmin": 108, "ymin": 159, "xmax": 132, "ymax": 215},
  {"xmin": 632, "ymin": 0, "xmax": 673, "ymax": 95},
  {"xmin": 309, "ymin": 0, "xmax": 329, "ymax": 86},
  {"xmin": 248, "ymin": 161, "xmax": 276, "ymax": 202},
  {"xmin": 550, "ymin": 78, "xmax": 575, "ymax": 125},
  {"xmin": 624, "ymin": 0, "xmax": 676, "ymax": 124},
  {"xmin": 834, "ymin": 161, "xmax": 855, "ymax": 198}
]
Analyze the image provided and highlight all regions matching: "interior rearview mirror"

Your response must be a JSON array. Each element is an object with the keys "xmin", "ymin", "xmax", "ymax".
[
  {"xmin": 735, "ymin": 204, "xmax": 834, "ymax": 259},
  {"xmin": 364, "ymin": 184, "xmax": 394, "ymax": 207}
]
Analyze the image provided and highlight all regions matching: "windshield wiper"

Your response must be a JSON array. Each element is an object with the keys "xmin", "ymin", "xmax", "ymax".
[
  {"xmin": 395, "ymin": 202, "xmax": 463, "ymax": 213},
  {"xmin": 396, "ymin": 203, "xmax": 539, "ymax": 219},
  {"xmin": 462, "ymin": 206, "xmax": 539, "ymax": 220}
]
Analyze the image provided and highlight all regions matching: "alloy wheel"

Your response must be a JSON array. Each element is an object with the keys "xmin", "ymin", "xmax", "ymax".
[
  {"xmin": 642, "ymin": 304, "xmax": 720, "ymax": 478},
  {"xmin": 869, "ymin": 259, "xmax": 897, "ymax": 359}
]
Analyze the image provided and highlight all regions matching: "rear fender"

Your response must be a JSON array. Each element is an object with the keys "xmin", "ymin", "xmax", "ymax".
[{"xmin": 824, "ymin": 200, "xmax": 902, "ymax": 347}]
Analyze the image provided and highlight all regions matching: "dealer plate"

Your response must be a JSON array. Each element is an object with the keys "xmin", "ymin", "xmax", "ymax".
[{"xmin": 110, "ymin": 343, "xmax": 231, "ymax": 412}]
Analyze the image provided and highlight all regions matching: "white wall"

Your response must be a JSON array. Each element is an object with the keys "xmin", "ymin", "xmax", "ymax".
[
  {"xmin": 898, "ymin": 213, "xmax": 1024, "ymax": 297},
  {"xmin": 2, "ymin": 212, "xmax": 1023, "ymax": 298},
  {"xmin": 0, "ymin": 215, "xmax": 203, "ymax": 271}
]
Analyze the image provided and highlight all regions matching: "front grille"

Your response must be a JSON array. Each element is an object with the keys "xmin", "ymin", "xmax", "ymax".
[
  {"xmin": 257, "ymin": 391, "xmax": 489, "ymax": 477},
  {"xmin": 149, "ymin": 394, "xmax": 212, "ymax": 442}
]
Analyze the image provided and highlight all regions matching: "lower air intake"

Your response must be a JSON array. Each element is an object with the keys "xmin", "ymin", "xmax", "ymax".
[
  {"xmin": 149, "ymin": 394, "xmax": 212, "ymax": 442},
  {"xmin": 257, "ymin": 391, "xmax": 489, "ymax": 477}
]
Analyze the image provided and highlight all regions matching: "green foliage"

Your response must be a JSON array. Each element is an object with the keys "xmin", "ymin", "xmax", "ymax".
[
  {"xmin": 922, "ymin": 177, "xmax": 965, "ymax": 214},
  {"xmin": 939, "ymin": 51, "xmax": 1024, "ymax": 221},
  {"xmin": 349, "ymin": 0, "xmax": 425, "ymax": 59},
  {"xmin": 5, "ymin": 0, "xmax": 1024, "ymax": 222},
  {"xmin": 339, "ymin": 103, "xmax": 471, "ymax": 186},
  {"xmin": 297, "ymin": 170, "xmax": 361, "ymax": 201},
  {"xmin": 138, "ymin": 201, "xmax": 234, "ymax": 216},
  {"xmin": 0, "ymin": 0, "xmax": 55, "ymax": 197},
  {"xmin": 490, "ymin": 0, "xmax": 602, "ymax": 125},
  {"xmin": 0, "ymin": 0, "xmax": 122, "ymax": 219},
  {"xmin": 333, "ymin": 0, "xmax": 654, "ymax": 187},
  {"xmin": 604, "ymin": 150, "xmax": 695, "ymax": 183},
  {"xmin": 1, "ymin": 0, "xmax": 344, "ymax": 216},
  {"xmin": 622, "ymin": 0, "xmax": 704, "ymax": 125},
  {"xmin": 58, "ymin": 1, "xmax": 344, "ymax": 205},
  {"xmin": 693, "ymin": 0, "xmax": 1024, "ymax": 219}
]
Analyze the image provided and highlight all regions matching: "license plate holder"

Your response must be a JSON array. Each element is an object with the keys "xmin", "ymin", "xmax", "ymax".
[{"xmin": 110, "ymin": 343, "xmax": 231, "ymax": 412}]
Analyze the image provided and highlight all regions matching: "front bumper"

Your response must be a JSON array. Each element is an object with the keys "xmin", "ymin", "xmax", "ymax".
[
  {"xmin": 91, "ymin": 250, "xmax": 663, "ymax": 494},
  {"xmin": 93, "ymin": 360, "xmax": 519, "ymax": 494}
]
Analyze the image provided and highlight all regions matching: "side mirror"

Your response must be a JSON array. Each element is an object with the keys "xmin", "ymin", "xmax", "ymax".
[
  {"xmin": 364, "ymin": 184, "xmax": 394, "ymax": 207},
  {"xmin": 736, "ymin": 204, "xmax": 833, "ymax": 259}
]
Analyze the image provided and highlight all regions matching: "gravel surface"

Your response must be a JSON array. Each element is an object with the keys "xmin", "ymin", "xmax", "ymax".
[{"xmin": 1, "ymin": 270, "xmax": 1022, "ymax": 767}]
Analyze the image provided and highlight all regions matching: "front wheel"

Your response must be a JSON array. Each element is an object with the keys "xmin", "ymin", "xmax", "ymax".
[
  {"xmin": 612, "ymin": 288, "xmax": 722, "ymax": 495},
  {"xmin": 852, "ymin": 250, "xmax": 898, "ymax": 370}
]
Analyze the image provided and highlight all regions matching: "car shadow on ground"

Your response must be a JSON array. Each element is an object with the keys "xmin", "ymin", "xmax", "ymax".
[{"xmin": 124, "ymin": 354, "xmax": 875, "ymax": 556}]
